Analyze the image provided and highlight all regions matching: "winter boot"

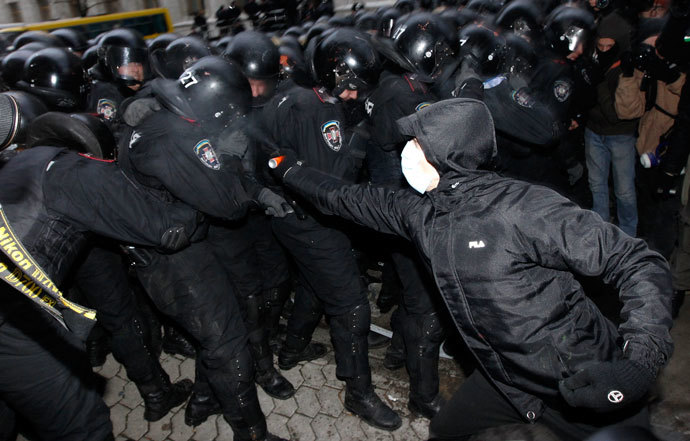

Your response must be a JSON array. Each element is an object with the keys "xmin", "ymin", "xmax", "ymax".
[
  {"xmin": 277, "ymin": 287, "xmax": 327, "ymax": 370},
  {"xmin": 344, "ymin": 375, "xmax": 402, "ymax": 431},
  {"xmin": 185, "ymin": 390, "xmax": 222, "ymax": 426}
]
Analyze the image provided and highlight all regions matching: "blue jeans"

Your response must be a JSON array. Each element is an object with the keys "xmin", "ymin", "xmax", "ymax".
[{"xmin": 585, "ymin": 129, "xmax": 638, "ymax": 237}]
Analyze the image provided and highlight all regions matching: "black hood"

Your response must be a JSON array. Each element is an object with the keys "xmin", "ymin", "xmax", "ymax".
[{"xmin": 396, "ymin": 98, "xmax": 497, "ymax": 175}]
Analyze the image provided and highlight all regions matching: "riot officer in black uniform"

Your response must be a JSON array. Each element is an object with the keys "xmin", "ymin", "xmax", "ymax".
[
  {"xmin": 118, "ymin": 56, "xmax": 287, "ymax": 441},
  {"xmin": 0, "ymin": 93, "xmax": 201, "ymax": 441},
  {"xmin": 87, "ymin": 28, "xmax": 150, "ymax": 138},
  {"xmin": 364, "ymin": 12, "xmax": 450, "ymax": 419},
  {"xmin": 150, "ymin": 35, "xmax": 211, "ymax": 80},
  {"xmin": 261, "ymin": 28, "xmax": 403, "ymax": 431}
]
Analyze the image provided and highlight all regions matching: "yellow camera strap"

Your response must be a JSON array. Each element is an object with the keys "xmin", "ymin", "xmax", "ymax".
[{"xmin": 0, "ymin": 203, "xmax": 97, "ymax": 339}]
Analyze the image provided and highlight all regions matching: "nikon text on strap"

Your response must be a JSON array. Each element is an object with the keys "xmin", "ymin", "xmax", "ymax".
[{"xmin": 0, "ymin": 203, "xmax": 97, "ymax": 339}]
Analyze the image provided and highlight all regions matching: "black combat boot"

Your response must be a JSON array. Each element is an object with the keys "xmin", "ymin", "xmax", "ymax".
[
  {"xmin": 244, "ymin": 293, "xmax": 295, "ymax": 399},
  {"xmin": 404, "ymin": 312, "xmax": 444, "ymax": 419},
  {"xmin": 185, "ymin": 390, "xmax": 222, "ymax": 426},
  {"xmin": 331, "ymin": 304, "xmax": 402, "ymax": 431},
  {"xmin": 162, "ymin": 324, "xmax": 197, "ymax": 358},
  {"xmin": 136, "ymin": 367, "xmax": 193, "ymax": 422},
  {"xmin": 672, "ymin": 290, "xmax": 686, "ymax": 318},
  {"xmin": 277, "ymin": 288, "xmax": 327, "ymax": 370}
]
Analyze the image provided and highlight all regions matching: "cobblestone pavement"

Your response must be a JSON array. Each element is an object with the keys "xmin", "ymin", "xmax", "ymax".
[{"xmin": 17, "ymin": 288, "xmax": 690, "ymax": 441}]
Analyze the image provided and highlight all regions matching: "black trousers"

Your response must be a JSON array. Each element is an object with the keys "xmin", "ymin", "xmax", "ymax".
[
  {"xmin": 272, "ymin": 213, "xmax": 367, "ymax": 316},
  {"xmin": 133, "ymin": 240, "xmax": 249, "ymax": 382},
  {"xmin": 0, "ymin": 295, "xmax": 112, "ymax": 441},
  {"xmin": 429, "ymin": 370, "xmax": 650, "ymax": 441}
]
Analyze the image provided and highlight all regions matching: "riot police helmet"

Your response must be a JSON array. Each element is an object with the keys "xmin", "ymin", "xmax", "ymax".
[
  {"xmin": 392, "ymin": 12, "xmax": 459, "ymax": 81},
  {"xmin": 501, "ymin": 32, "xmax": 537, "ymax": 77},
  {"xmin": 466, "ymin": 0, "xmax": 504, "ymax": 15},
  {"xmin": 355, "ymin": 12, "xmax": 380, "ymax": 33},
  {"xmin": 394, "ymin": 0, "xmax": 416, "ymax": 14},
  {"xmin": 12, "ymin": 31, "xmax": 64, "ymax": 51},
  {"xmin": 458, "ymin": 23, "xmax": 506, "ymax": 76},
  {"xmin": 543, "ymin": 5, "xmax": 595, "ymax": 58},
  {"xmin": 311, "ymin": 28, "xmax": 381, "ymax": 98},
  {"xmin": 148, "ymin": 33, "xmax": 180, "ymax": 53},
  {"xmin": 81, "ymin": 45, "xmax": 99, "ymax": 71},
  {"xmin": 378, "ymin": 7, "xmax": 403, "ymax": 37},
  {"xmin": 439, "ymin": 8, "xmax": 479, "ymax": 32},
  {"xmin": 224, "ymin": 31, "xmax": 279, "ymax": 80},
  {"xmin": 152, "ymin": 56, "xmax": 251, "ymax": 129},
  {"xmin": 16, "ymin": 47, "xmax": 88, "ymax": 111},
  {"xmin": 50, "ymin": 28, "xmax": 88, "ymax": 53},
  {"xmin": 152, "ymin": 36, "xmax": 211, "ymax": 79},
  {"xmin": 493, "ymin": 0, "xmax": 541, "ymax": 38},
  {"xmin": 97, "ymin": 28, "xmax": 150, "ymax": 88},
  {"xmin": 1, "ymin": 50, "xmax": 35, "ymax": 88}
]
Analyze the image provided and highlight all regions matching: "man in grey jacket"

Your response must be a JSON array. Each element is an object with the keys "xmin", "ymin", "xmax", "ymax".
[{"xmin": 269, "ymin": 98, "xmax": 673, "ymax": 440}]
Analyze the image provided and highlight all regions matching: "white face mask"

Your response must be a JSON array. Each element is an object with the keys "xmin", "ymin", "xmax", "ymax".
[{"xmin": 400, "ymin": 140, "xmax": 438, "ymax": 194}]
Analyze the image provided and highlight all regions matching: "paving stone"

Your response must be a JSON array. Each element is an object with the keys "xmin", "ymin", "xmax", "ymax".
[
  {"xmin": 391, "ymin": 416, "xmax": 418, "ymax": 441},
  {"xmin": 294, "ymin": 386, "xmax": 320, "ymax": 418},
  {"xmin": 299, "ymin": 362, "xmax": 326, "ymax": 388},
  {"xmin": 272, "ymin": 395, "xmax": 298, "ymax": 418},
  {"xmin": 122, "ymin": 405, "xmax": 148, "ymax": 440},
  {"xmin": 97, "ymin": 354, "xmax": 122, "ymax": 379},
  {"xmin": 409, "ymin": 415, "xmax": 430, "ymax": 440},
  {"xmin": 280, "ymin": 365, "xmax": 304, "ymax": 389},
  {"xmin": 120, "ymin": 380, "xmax": 144, "ymax": 409},
  {"xmin": 110, "ymin": 403, "xmax": 130, "ymax": 437},
  {"xmin": 316, "ymin": 385, "xmax": 344, "ymax": 418},
  {"xmin": 169, "ymin": 408, "xmax": 195, "ymax": 441},
  {"xmin": 191, "ymin": 415, "xmax": 220, "ymax": 441},
  {"xmin": 104, "ymin": 375, "xmax": 127, "ymax": 407},
  {"xmin": 287, "ymin": 413, "xmax": 316, "ymax": 441},
  {"xmin": 322, "ymin": 363, "xmax": 342, "ymax": 388},
  {"xmin": 266, "ymin": 413, "xmax": 290, "ymax": 440},
  {"xmin": 361, "ymin": 420, "xmax": 396, "ymax": 441},
  {"xmin": 179, "ymin": 357, "xmax": 196, "ymax": 381},
  {"xmin": 146, "ymin": 411, "xmax": 173, "ymax": 441},
  {"xmin": 335, "ymin": 412, "xmax": 367, "ymax": 441},
  {"xmin": 310, "ymin": 413, "xmax": 341, "ymax": 441},
  {"xmin": 217, "ymin": 414, "xmax": 236, "ymax": 441},
  {"xmin": 161, "ymin": 355, "xmax": 182, "ymax": 382},
  {"xmin": 257, "ymin": 385, "xmax": 276, "ymax": 415}
]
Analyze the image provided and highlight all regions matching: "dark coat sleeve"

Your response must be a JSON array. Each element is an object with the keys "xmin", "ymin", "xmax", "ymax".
[
  {"xmin": 515, "ymin": 187, "xmax": 674, "ymax": 376},
  {"xmin": 283, "ymin": 164, "xmax": 418, "ymax": 240},
  {"xmin": 44, "ymin": 153, "xmax": 200, "ymax": 247}
]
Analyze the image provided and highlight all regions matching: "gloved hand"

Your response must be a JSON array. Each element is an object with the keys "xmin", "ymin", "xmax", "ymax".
[
  {"xmin": 217, "ymin": 125, "xmax": 250, "ymax": 159},
  {"xmin": 257, "ymin": 188, "xmax": 294, "ymax": 217},
  {"xmin": 454, "ymin": 56, "xmax": 481, "ymax": 90},
  {"xmin": 122, "ymin": 97, "xmax": 161, "ymax": 126},
  {"xmin": 645, "ymin": 54, "xmax": 681, "ymax": 84},
  {"xmin": 620, "ymin": 51, "xmax": 635, "ymax": 77},
  {"xmin": 267, "ymin": 149, "xmax": 303, "ymax": 181},
  {"xmin": 558, "ymin": 359, "xmax": 654, "ymax": 412}
]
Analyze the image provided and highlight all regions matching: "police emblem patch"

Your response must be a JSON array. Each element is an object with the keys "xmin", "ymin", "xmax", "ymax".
[
  {"xmin": 194, "ymin": 139, "xmax": 221, "ymax": 170},
  {"xmin": 97, "ymin": 99, "xmax": 117, "ymax": 121},
  {"xmin": 128, "ymin": 131, "xmax": 141, "ymax": 149},
  {"xmin": 321, "ymin": 120, "xmax": 342, "ymax": 152},
  {"xmin": 415, "ymin": 102, "xmax": 432, "ymax": 112},
  {"xmin": 511, "ymin": 88, "xmax": 535, "ymax": 108},
  {"xmin": 553, "ymin": 80, "xmax": 572, "ymax": 102},
  {"xmin": 365, "ymin": 98, "xmax": 374, "ymax": 116}
]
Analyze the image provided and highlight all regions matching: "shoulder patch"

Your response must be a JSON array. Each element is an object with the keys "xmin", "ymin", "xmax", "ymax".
[
  {"xmin": 194, "ymin": 139, "xmax": 221, "ymax": 170},
  {"xmin": 553, "ymin": 80, "xmax": 572, "ymax": 102},
  {"xmin": 365, "ymin": 98, "xmax": 374, "ymax": 116},
  {"xmin": 415, "ymin": 102, "xmax": 432, "ymax": 112},
  {"xmin": 97, "ymin": 98, "xmax": 117, "ymax": 121},
  {"xmin": 128, "ymin": 131, "xmax": 141, "ymax": 149},
  {"xmin": 321, "ymin": 120, "xmax": 342, "ymax": 152},
  {"xmin": 511, "ymin": 88, "xmax": 535, "ymax": 108}
]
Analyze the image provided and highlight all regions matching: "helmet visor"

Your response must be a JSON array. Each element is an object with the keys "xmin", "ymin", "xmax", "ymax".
[
  {"xmin": 564, "ymin": 26, "xmax": 587, "ymax": 53},
  {"xmin": 106, "ymin": 46, "xmax": 150, "ymax": 85}
]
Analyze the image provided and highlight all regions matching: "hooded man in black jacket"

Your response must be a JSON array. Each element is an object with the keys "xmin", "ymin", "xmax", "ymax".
[{"xmin": 269, "ymin": 98, "xmax": 673, "ymax": 441}]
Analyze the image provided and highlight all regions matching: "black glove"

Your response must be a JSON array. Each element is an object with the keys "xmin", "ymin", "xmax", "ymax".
[
  {"xmin": 122, "ymin": 97, "xmax": 161, "ymax": 126},
  {"xmin": 257, "ymin": 188, "xmax": 294, "ymax": 217},
  {"xmin": 620, "ymin": 51, "xmax": 636, "ymax": 77},
  {"xmin": 217, "ymin": 125, "xmax": 249, "ymax": 159},
  {"xmin": 646, "ymin": 55, "xmax": 681, "ymax": 84},
  {"xmin": 267, "ymin": 149, "xmax": 303, "ymax": 181},
  {"xmin": 558, "ymin": 359, "xmax": 655, "ymax": 413}
]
